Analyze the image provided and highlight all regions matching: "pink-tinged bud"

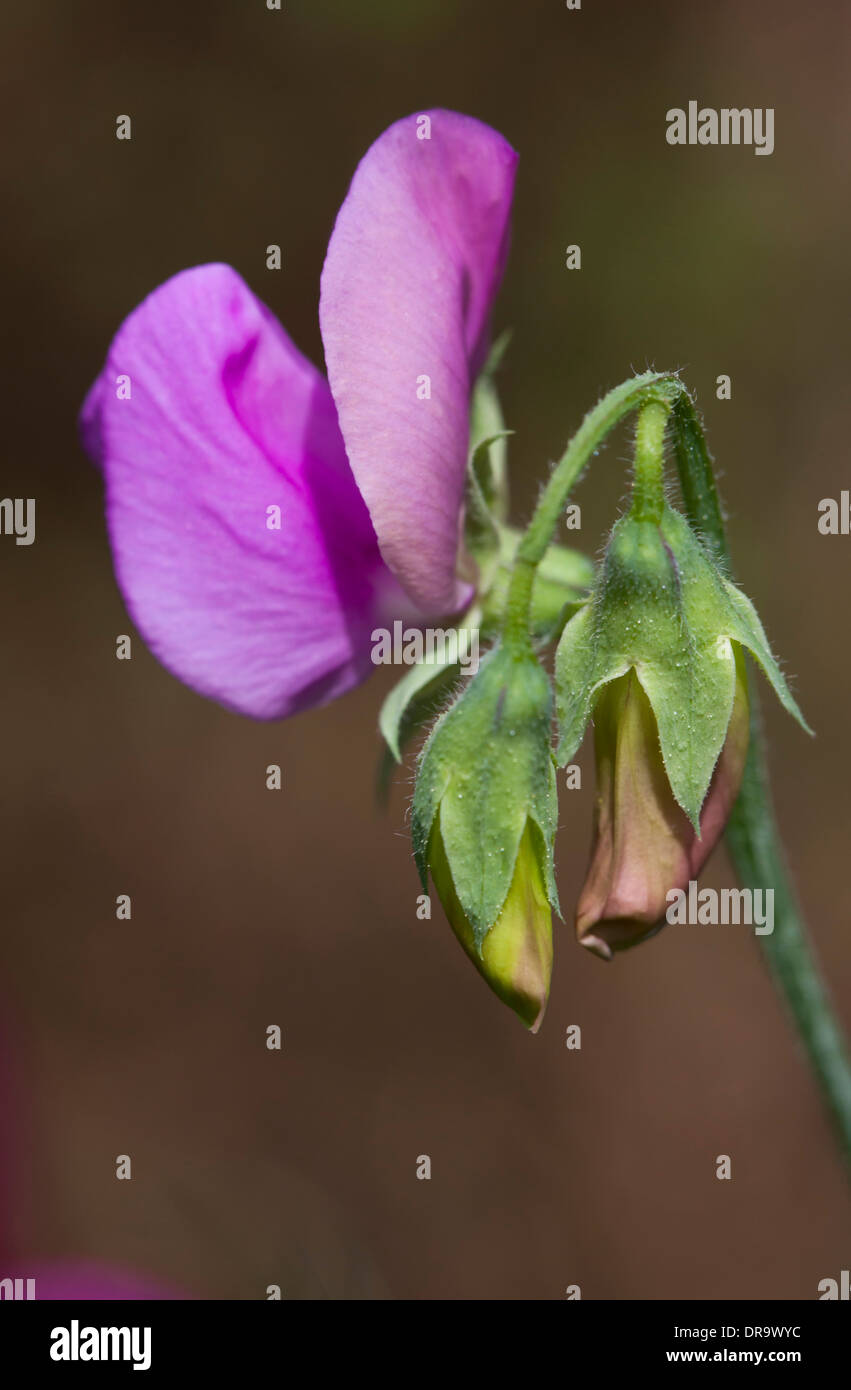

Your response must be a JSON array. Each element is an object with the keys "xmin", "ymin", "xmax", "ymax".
[
  {"xmin": 577, "ymin": 651, "xmax": 750, "ymax": 960},
  {"xmin": 429, "ymin": 816, "xmax": 553, "ymax": 1031}
]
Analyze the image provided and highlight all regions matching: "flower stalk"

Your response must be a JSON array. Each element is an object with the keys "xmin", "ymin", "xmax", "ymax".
[
  {"xmin": 502, "ymin": 371, "xmax": 682, "ymax": 650},
  {"xmin": 669, "ymin": 394, "xmax": 851, "ymax": 1167},
  {"xmin": 629, "ymin": 398, "xmax": 670, "ymax": 523},
  {"xmin": 501, "ymin": 373, "xmax": 851, "ymax": 1173}
]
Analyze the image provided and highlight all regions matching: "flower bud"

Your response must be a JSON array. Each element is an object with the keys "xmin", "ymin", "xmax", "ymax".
[
  {"xmin": 577, "ymin": 652, "xmax": 749, "ymax": 958},
  {"xmin": 429, "ymin": 815, "xmax": 552, "ymax": 1029},
  {"xmin": 555, "ymin": 503, "xmax": 809, "ymax": 957},
  {"xmin": 412, "ymin": 644, "xmax": 559, "ymax": 1027}
]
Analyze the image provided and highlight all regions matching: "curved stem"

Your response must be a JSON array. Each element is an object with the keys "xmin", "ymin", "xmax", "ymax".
[
  {"xmin": 726, "ymin": 701, "xmax": 851, "ymax": 1163},
  {"xmin": 502, "ymin": 371, "xmax": 682, "ymax": 650},
  {"xmin": 668, "ymin": 394, "xmax": 851, "ymax": 1168}
]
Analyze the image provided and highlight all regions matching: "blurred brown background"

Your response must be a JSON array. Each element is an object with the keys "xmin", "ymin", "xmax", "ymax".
[{"xmin": 1, "ymin": 0, "xmax": 849, "ymax": 1298}]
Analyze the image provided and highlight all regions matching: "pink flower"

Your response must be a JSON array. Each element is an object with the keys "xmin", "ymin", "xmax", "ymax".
[{"xmin": 81, "ymin": 111, "xmax": 517, "ymax": 719}]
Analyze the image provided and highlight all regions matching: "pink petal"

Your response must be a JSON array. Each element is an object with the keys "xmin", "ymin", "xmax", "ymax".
[
  {"xmin": 319, "ymin": 110, "xmax": 517, "ymax": 613},
  {"xmin": 81, "ymin": 264, "xmax": 394, "ymax": 720}
]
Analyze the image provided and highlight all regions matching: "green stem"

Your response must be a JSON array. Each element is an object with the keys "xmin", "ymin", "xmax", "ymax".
[
  {"xmin": 629, "ymin": 399, "xmax": 671, "ymax": 523},
  {"xmin": 502, "ymin": 370, "xmax": 681, "ymax": 649},
  {"xmin": 726, "ymin": 701, "xmax": 851, "ymax": 1162},
  {"xmin": 501, "ymin": 554, "xmax": 537, "ymax": 650},
  {"xmin": 669, "ymin": 395, "xmax": 851, "ymax": 1169}
]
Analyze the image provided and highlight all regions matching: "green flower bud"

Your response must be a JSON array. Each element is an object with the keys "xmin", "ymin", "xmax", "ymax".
[
  {"xmin": 412, "ymin": 644, "xmax": 559, "ymax": 1028},
  {"xmin": 555, "ymin": 502, "xmax": 809, "ymax": 952},
  {"xmin": 429, "ymin": 816, "xmax": 552, "ymax": 1030}
]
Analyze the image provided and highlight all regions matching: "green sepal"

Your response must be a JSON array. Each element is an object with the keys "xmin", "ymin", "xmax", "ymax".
[
  {"xmin": 378, "ymin": 613, "xmax": 483, "ymax": 763},
  {"xmin": 556, "ymin": 503, "xmax": 810, "ymax": 829},
  {"xmin": 718, "ymin": 579, "xmax": 811, "ymax": 736},
  {"xmin": 412, "ymin": 642, "xmax": 559, "ymax": 949},
  {"xmin": 468, "ymin": 330, "xmax": 512, "ymax": 523},
  {"xmin": 464, "ymin": 431, "xmax": 514, "ymax": 589},
  {"xmin": 554, "ymin": 602, "xmax": 622, "ymax": 766},
  {"xmin": 378, "ymin": 656, "xmax": 461, "ymax": 765}
]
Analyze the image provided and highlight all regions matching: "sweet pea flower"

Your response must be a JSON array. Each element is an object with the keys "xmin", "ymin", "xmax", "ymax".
[{"xmin": 80, "ymin": 111, "xmax": 517, "ymax": 719}]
